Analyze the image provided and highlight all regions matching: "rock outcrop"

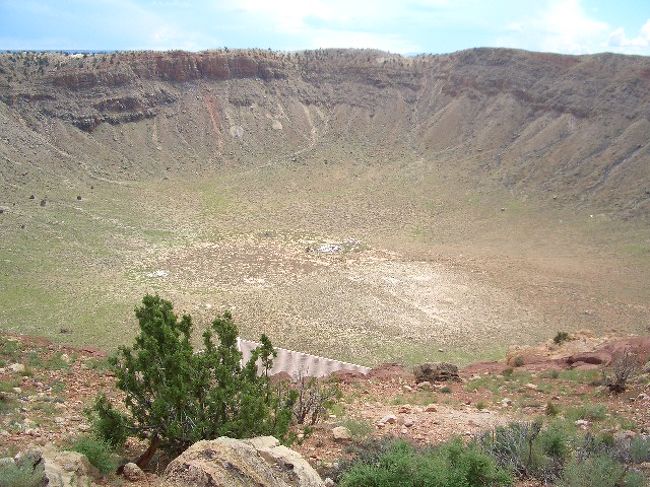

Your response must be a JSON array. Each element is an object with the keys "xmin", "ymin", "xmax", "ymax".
[
  {"xmin": 7, "ymin": 446, "xmax": 99, "ymax": 487},
  {"xmin": 413, "ymin": 362, "xmax": 461, "ymax": 383},
  {"xmin": 164, "ymin": 436, "xmax": 324, "ymax": 487}
]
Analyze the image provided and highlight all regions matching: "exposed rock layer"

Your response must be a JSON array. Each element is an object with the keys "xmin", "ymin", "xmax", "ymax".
[{"xmin": 1, "ymin": 48, "xmax": 649, "ymax": 218}]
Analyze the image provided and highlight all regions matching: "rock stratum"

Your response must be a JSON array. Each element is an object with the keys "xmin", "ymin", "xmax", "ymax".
[{"xmin": 1, "ymin": 48, "xmax": 649, "ymax": 219}]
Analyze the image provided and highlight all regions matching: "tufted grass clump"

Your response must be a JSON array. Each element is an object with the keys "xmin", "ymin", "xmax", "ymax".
[
  {"xmin": 69, "ymin": 435, "xmax": 119, "ymax": 475},
  {"xmin": 0, "ymin": 462, "xmax": 42, "ymax": 487}
]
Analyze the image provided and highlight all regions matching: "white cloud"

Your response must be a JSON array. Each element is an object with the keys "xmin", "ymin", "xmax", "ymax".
[
  {"xmin": 502, "ymin": 1, "xmax": 650, "ymax": 55},
  {"xmin": 607, "ymin": 19, "xmax": 650, "ymax": 54},
  {"xmin": 536, "ymin": 0, "xmax": 609, "ymax": 53},
  {"xmin": 503, "ymin": 0, "xmax": 609, "ymax": 54},
  {"xmin": 221, "ymin": 0, "xmax": 424, "ymax": 52}
]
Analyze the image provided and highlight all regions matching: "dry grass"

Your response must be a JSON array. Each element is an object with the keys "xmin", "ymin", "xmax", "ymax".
[{"xmin": 1, "ymin": 162, "xmax": 649, "ymax": 365}]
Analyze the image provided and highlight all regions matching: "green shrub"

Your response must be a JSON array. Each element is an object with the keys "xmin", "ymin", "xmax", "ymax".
[
  {"xmin": 44, "ymin": 353, "xmax": 72, "ymax": 370},
  {"xmin": 91, "ymin": 295, "xmax": 297, "ymax": 463},
  {"xmin": 478, "ymin": 421, "xmax": 547, "ymax": 479},
  {"xmin": 86, "ymin": 357, "xmax": 112, "ymax": 373},
  {"xmin": 513, "ymin": 356, "xmax": 525, "ymax": 368},
  {"xmin": 25, "ymin": 352, "xmax": 42, "ymax": 368},
  {"xmin": 0, "ymin": 339, "xmax": 22, "ymax": 366},
  {"xmin": 538, "ymin": 424, "xmax": 569, "ymax": 460},
  {"xmin": 566, "ymin": 404, "xmax": 608, "ymax": 422},
  {"xmin": 0, "ymin": 394, "xmax": 17, "ymax": 414},
  {"xmin": 554, "ymin": 332, "xmax": 571, "ymax": 345},
  {"xmin": 541, "ymin": 369, "xmax": 560, "ymax": 379},
  {"xmin": 558, "ymin": 455, "xmax": 632, "ymax": 487},
  {"xmin": 338, "ymin": 438, "xmax": 511, "ymax": 487},
  {"xmin": 630, "ymin": 436, "xmax": 650, "ymax": 464},
  {"xmin": 340, "ymin": 418, "xmax": 373, "ymax": 440},
  {"xmin": 0, "ymin": 462, "xmax": 43, "ymax": 487},
  {"xmin": 70, "ymin": 435, "xmax": 118, "ymax": 475},
  {"xmin": 545, "ymin": 401, "xmax": 561, "ymax": 417},
  {"xmin": 86, "ymin": 394, "xmax": 129, "ymax": 449}
]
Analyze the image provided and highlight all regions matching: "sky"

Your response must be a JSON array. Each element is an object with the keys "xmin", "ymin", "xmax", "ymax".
[{"xmin": 1, "ymin": 0, "xmax": 650, "ymax": 56}]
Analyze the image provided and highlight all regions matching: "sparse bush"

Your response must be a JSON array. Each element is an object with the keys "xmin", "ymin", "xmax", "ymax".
[
  {"xmin": 0, "ymin": 392, "xmax": 17, "ymax": 414},
  {"xmin": 0, "ymin": 339, "xmax": 22, "ymax": 365},
  {"xmin": 478, "ymin": 421, "xmax": 546, "ymax": 479},
  {"xmin": 0, "ymin": 462, "xmax": 42, "ymax": 487},
  {"xmin": 339, "ymin": 418, "xmax": 373, "ymax": 440},
  {"xmin": 86, "ymin": 357, "xmax": 112, "ymax": 373},
  {"xmin": 337, "ymin": 438, "xmax": 512, "ymax": 487},
  {"xmin": 292, "ymin": 374, "xmax": 340, "ymax": 426},
  {"xmin": 538, "ymin": 423, "xmax": 570, "ymax": 461},
  {"xmin": 44, "ymin": 352, "xmax": 72, "ymax": 370},
  {"xmin": 70, "ymin": 435, "xmax": 118, "ymax": 474},
  {"xmin": 604, "ymin": 351, "xmax": 639, "ymax": 394},
  {"xmin": 566, "ymin": 404, "xmax": 608, "ymax": 422},
  {"xmin": 545, "ymin": 401, "xmax": 561, "ymax": 416},
  {"xmin": 629, "ymin": 436, "xmax": 650, "ymax": 464},
  {"xmin": 86, "ymin": 394, "xmax": 129, "ymax": 449},
  {"xmin": 440, "ymin": 385, "xmax": 452, "ymax": 393},
  {"xmin": 554, "ymin": 331, "xmax": 571, "ymax": 345},
  {"xmin": 91, "ymin": 295, "xmax": 296, "ymax": 466},
  {"xmin": 513, "ymin": 356, "xmax": 525, "ymax": 368},
  {"xmin": 473, "ymin": 421, "xmax": 646, "ymax": 486},
  {"xmin": 558, "ymin": 454, "xmax": 638, "ymax": 487}
]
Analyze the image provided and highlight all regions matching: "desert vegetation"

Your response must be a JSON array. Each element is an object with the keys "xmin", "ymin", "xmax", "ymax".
[
  {"xmin": 1, "ymin": 47, "xmax": 650, "ymax": 486},
  {"xmin": 89, "ymin": 295, "xmax": 298, "ymax": 465}
]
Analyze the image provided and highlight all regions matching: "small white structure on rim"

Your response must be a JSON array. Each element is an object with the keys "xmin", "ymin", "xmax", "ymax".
[{"xmin": 237, "ymin": 338, "xmax": 370, "ymax": 379}]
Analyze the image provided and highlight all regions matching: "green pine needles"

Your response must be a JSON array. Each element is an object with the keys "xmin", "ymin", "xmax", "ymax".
[{"xmin": 89, "ymin": 295, "xmax": 296, "ymax": 466}]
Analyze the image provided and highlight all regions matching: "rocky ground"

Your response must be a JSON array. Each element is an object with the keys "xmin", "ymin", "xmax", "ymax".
[{"xmin": 1, "ymin": 331, "xmax": 648, "ymax": 486}]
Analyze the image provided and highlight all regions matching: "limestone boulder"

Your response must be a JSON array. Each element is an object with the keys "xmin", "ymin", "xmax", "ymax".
[
  {"xmin": 164, "ymin": 436, "xmax": 324, "ymax": 487},
  {"xmin": 13, "ymin": 446, "xmax": 100, "ymax": 487}
]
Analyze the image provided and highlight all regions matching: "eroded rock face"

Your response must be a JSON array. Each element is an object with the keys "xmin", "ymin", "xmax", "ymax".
[
  {"xmin": 413, "ymin": 362, "xmax": 461, "ymax": 383},
  {"xmin": 164, "ymin": 436, "xmax": 324, "ymax": 487}
]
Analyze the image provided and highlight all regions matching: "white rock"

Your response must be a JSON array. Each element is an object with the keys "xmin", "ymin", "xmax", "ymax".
[
  {"xmin": 165, "ymin": 437, "xmax": 324, "ymax": 487},
  {"xmin": 332, "ymin": 426, "xmax": 352, "ymax": 442},
  {"xmin": 9, "ymin": 363, "xmax": 26, "ymax": 374},
  {"xmin": 377, "ymin": 414, "xmax": 397, "ymax": 425},
  {"xmin": 146, "ymin": 269, "xmax": 169, "ymax": 278}
]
